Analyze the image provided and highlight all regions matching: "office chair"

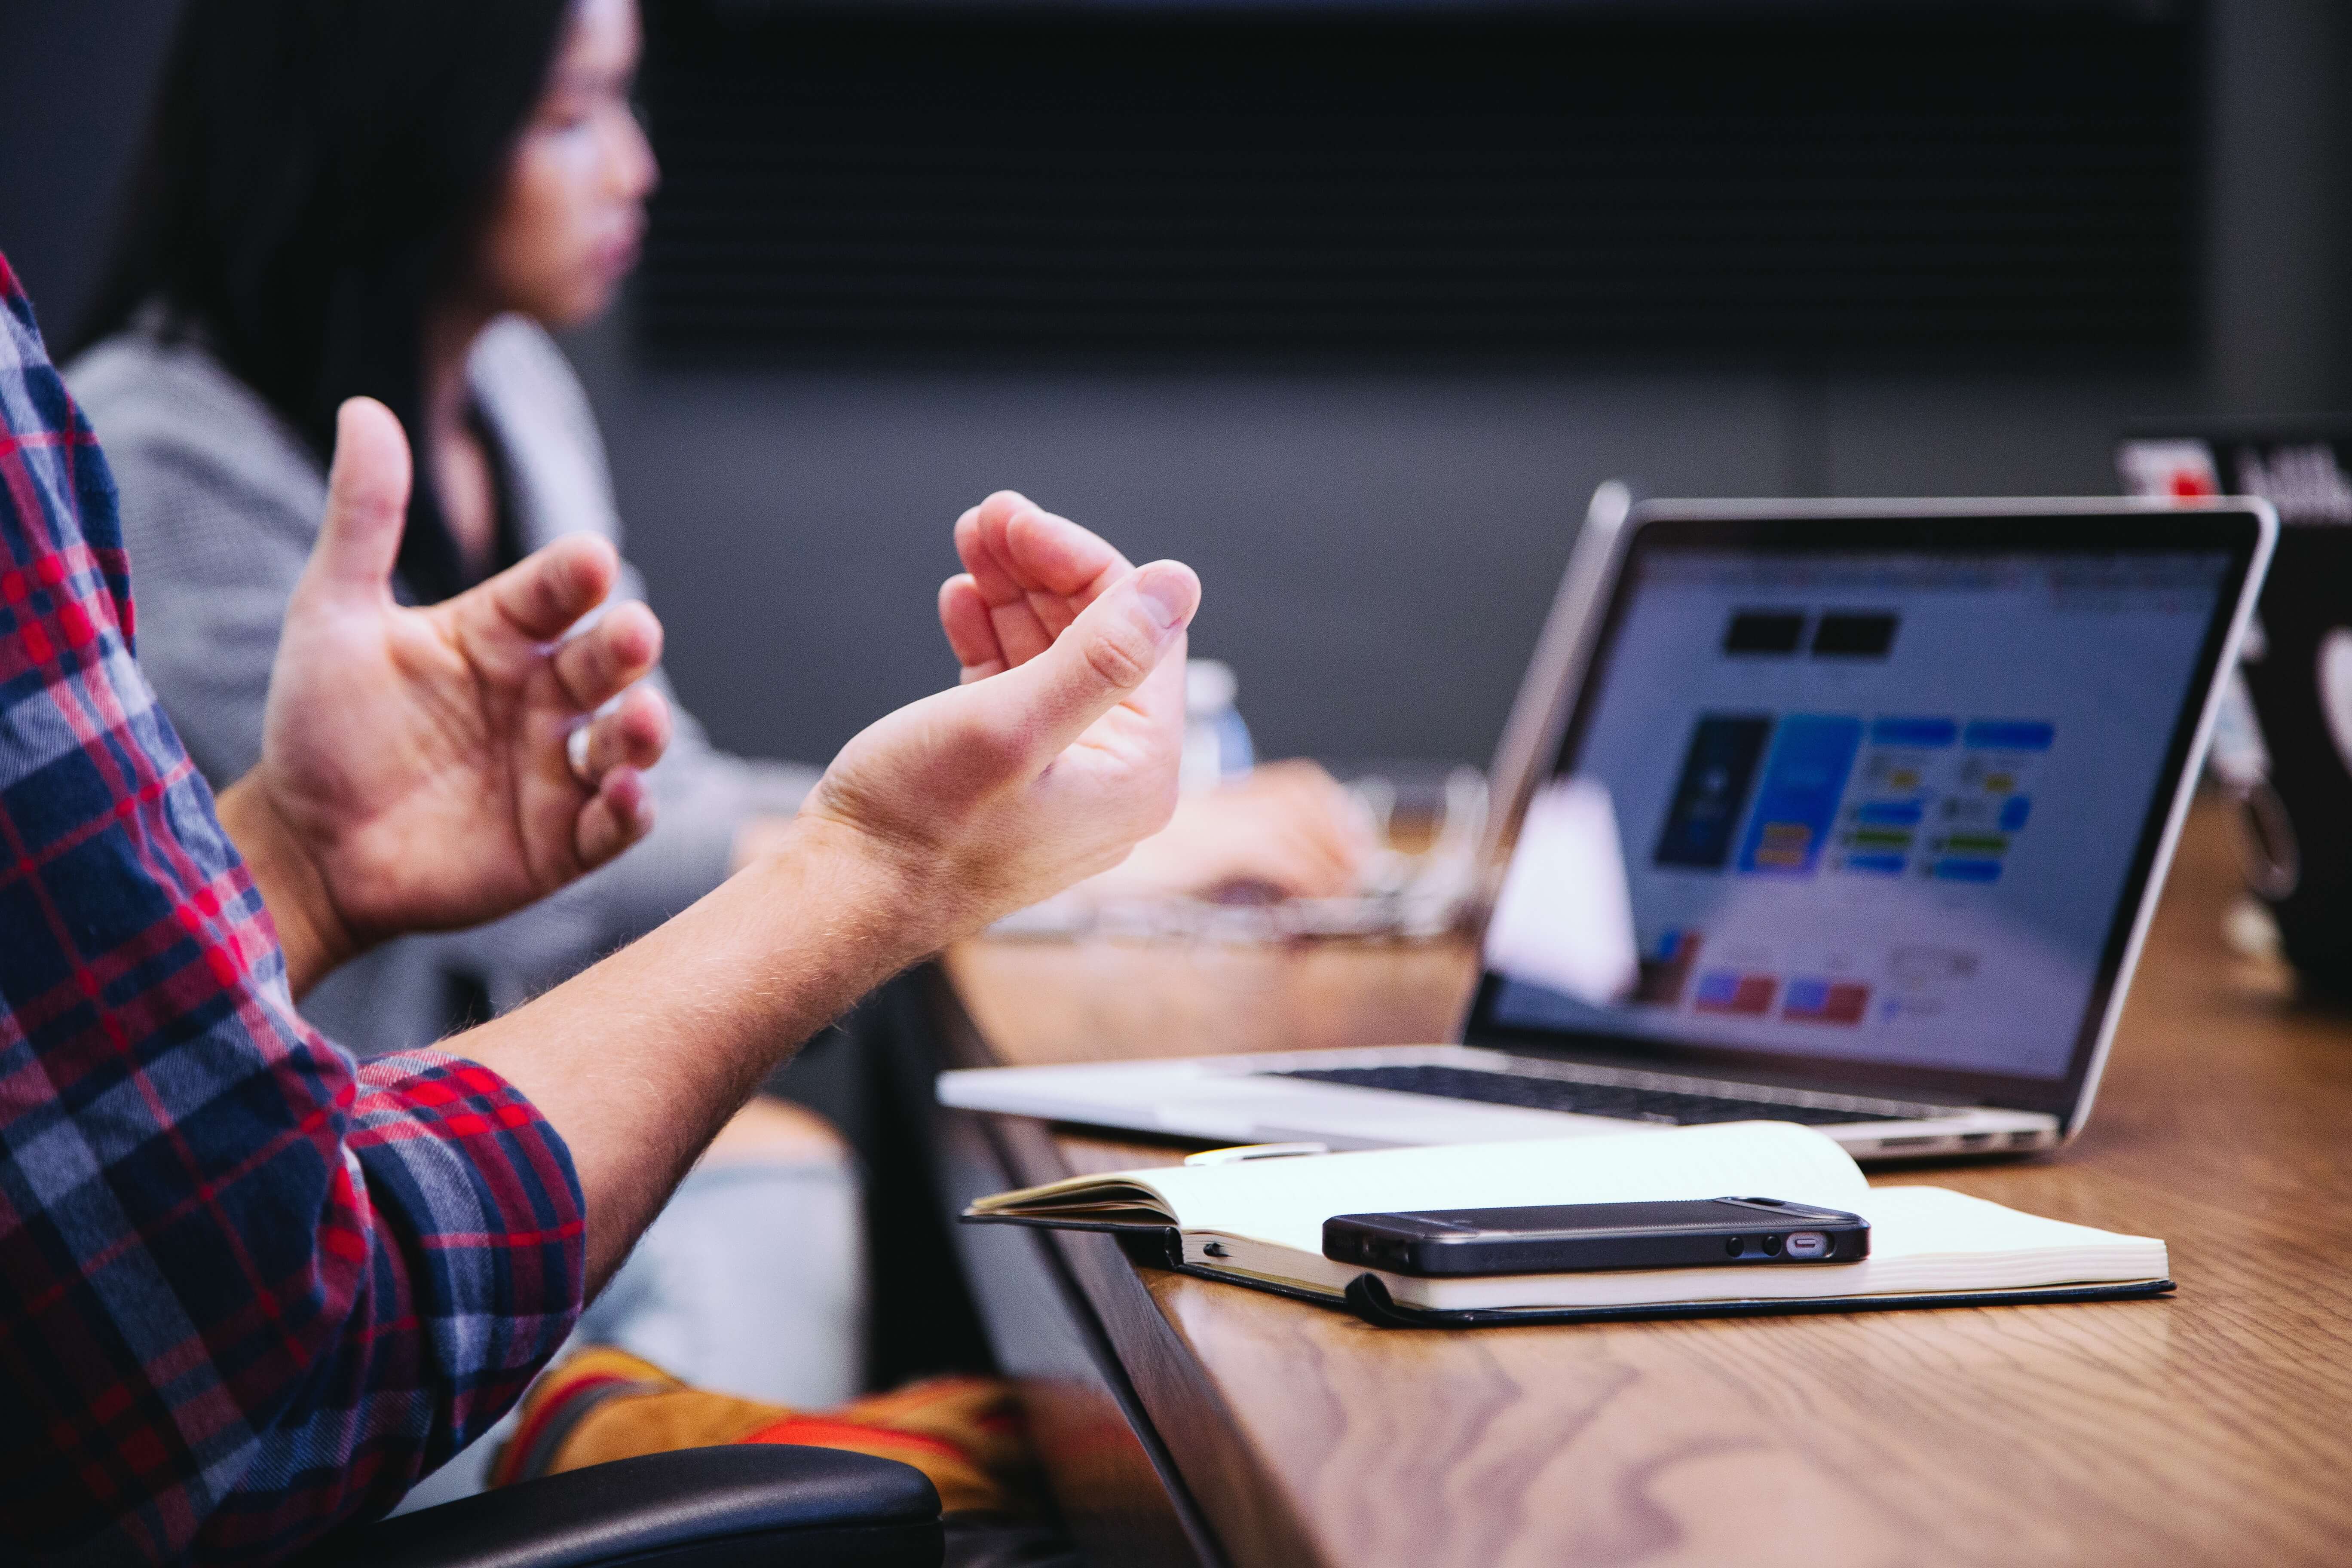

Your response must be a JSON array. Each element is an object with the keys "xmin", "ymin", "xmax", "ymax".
[{"xmin": 295, "ymin": 1445, "xmax": 944, "ymax": 1567}]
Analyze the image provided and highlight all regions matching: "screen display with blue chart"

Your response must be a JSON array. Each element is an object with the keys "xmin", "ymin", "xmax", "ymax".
[{"xmin": 1489, "ymin": 544, "xmax": 2233, "ymax": 1082}]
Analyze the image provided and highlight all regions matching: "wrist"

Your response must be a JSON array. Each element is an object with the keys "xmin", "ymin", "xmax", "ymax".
[
  {"xmin": 215, "ymin": 773, "xmax": 361, "ymax": 998},
  {"xmin": 751, "ymin": 810, "xmax": 965, "ymax": 969}
]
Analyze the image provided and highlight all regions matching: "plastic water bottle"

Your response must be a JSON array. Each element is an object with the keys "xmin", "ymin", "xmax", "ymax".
[{"xmin": 1182, "ymin": 659, "xmax": 1255, "ymax": 791}]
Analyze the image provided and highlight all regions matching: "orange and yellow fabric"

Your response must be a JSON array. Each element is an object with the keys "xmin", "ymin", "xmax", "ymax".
[{"xmin": 494, "ymin": 1347, "xmax": 1038, "ymax": 1517}]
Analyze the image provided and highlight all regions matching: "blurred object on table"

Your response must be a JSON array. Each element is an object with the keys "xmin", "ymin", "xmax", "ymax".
[
  {"xmin": 989, "ymin": 764, "xmax": 1488, "ymax": 943},
  {"xmin": 2120, "ymin": 423, "xmax": 2352, "ymax": 998},
  {"xmin": 1181, "ymin": 658, "xmax": 1255, "ymax": 790}
]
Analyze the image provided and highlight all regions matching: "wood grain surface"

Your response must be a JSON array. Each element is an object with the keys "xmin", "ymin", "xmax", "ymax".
[{"xmin": 941, "ymin": 799, "xmax": 2352, "ymax": 1566}]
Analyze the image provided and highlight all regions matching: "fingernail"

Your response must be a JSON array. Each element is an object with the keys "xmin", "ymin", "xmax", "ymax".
[{"xmin": 1134, "ymin": 562, "xmax": 1197, "ymax": 631}]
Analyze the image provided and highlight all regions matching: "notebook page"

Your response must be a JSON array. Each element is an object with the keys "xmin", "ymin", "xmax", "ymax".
[{"xmin": 1136, "ymin": 1121, "xmax": 1868, "ymax": 1256}]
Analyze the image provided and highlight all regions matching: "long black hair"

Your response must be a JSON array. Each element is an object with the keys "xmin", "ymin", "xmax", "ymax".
[{"xmin": 72, "ymin": 0, "xmax": 574, "ymax": 599}]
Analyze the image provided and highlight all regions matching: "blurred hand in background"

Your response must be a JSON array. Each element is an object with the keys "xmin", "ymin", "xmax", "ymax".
[{"xmin": 1078, "ymin": 758, "xmax": 1376, "ymax": 903}]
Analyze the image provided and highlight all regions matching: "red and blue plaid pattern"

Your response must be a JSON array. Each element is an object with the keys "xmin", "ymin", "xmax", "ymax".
[{"xmin": 0, "ymin": 252, "xmax": 586, "ymax": 1563}]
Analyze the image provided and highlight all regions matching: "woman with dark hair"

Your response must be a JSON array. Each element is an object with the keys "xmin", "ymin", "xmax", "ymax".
[
  {"xmin": 69, "ymin": 0, "xmax": 763, "ymax": 1030},
  {"xmin": 68, "ymin": 0, "xmax": 1367, "ymax": 1498}
]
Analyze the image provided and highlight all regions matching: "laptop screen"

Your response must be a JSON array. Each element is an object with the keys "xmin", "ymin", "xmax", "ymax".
[{"xmin": 1470, "ymin": 510, "xmax": 2259, "ymax": 1110}]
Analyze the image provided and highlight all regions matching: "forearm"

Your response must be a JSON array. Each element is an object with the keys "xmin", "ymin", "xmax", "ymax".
[{"xmin": 456, "ymin": 814, "xmax": 934, "ymax": 1289}]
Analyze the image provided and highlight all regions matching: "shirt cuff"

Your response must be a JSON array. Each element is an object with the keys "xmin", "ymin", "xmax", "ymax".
[{"xmin": 347, "ymin": 1050, "xmax": 588, "ymax": 1455}]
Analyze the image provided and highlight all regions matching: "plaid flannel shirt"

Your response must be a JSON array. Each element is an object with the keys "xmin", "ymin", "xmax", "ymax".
[{"xmin": 0, "ymin": 255, "xmax": 586, "ymax": 1563}]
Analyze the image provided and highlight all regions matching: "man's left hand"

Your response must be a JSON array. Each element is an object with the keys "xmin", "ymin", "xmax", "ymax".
[{"xmin": 218, "ymin": 398, "xmax": 671, "ymax": 995}]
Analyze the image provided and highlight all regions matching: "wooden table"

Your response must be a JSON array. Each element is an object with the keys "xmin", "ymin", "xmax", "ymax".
[{"xmin": 920, "ymin": 799, "xmax": 2352, "ymax": 1566}]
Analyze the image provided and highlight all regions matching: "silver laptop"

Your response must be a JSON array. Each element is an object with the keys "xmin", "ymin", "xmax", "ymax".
[{"xmin": 941, "ymin": 497, "xmax": 2276, "ymax": 1161}]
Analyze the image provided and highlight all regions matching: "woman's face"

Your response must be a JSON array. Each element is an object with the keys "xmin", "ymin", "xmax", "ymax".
[{"xmin": 474, "ymin": 0, "xmax": 657, "ymax": 328}]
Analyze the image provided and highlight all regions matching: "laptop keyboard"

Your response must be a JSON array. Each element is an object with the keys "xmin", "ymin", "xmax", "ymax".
[{"xmin": 1266, "ymin": 1064, "xmax": 1917, "ymax": 1127}]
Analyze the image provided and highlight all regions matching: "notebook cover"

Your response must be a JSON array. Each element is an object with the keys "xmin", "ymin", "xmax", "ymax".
[
  {"xmin": 1332, "ymin": 1270, "xmax": 2177, "ymax": 1328},
  {"xmin": 962, "ymin": 1214, "xmax": 1179, "ymax": 1238},
  {"xmin": 1139, "ymin": 1248, "xmax": 2172, "ymax": 1327}
]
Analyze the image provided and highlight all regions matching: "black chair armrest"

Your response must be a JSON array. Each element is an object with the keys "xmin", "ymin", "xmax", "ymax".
[{"xmin": 308, "ymin": 1446, "xmax": 943, "ymax": 1568}]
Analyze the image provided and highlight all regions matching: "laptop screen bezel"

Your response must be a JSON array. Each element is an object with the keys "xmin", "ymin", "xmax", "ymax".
[{"xmin": 1459, "ymin": 501, "xmax": 2270, "ymax": 1121}]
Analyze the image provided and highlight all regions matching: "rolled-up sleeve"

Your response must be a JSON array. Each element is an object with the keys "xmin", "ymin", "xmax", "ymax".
[
  {"xmin": 182, "ymin": 1052, "xmax": 586, "ymax": 1561},
  {"xmin": 0, "ymin": 252, "xmax": 584, "ymax": 1566}
]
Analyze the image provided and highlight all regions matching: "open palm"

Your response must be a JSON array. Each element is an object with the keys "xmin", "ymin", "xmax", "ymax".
[{"xmin": 247, "ymin": 398, "xmax": 671, "ymax": 959}]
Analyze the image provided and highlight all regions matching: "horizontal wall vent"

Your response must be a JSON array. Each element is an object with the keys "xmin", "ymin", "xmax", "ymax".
[{"xmin": 638, "ymin": 2, "xmax": 2200, "ymax": 368}]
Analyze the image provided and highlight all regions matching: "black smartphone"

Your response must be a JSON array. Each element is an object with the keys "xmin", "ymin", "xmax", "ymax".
[{"xmin": 1322, "ymin": 1196, "xmax": 1870, "ymax": 1277}]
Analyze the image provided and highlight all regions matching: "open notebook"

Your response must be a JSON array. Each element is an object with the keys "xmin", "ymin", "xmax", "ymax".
[{"xmin": 963, "ymin": 1122, "xmax": 2171, "ymax": 1326}]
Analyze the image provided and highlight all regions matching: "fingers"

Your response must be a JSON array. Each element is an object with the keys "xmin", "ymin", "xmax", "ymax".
[
  {"xmin": 1222, "ymin": 832, "xmax": 1358, "ymax": 900},
  {"xmin": 954, "ymin": 493, "xmax": 1130, "ymax": 670},
  {"xmin": 954, "ymin": 501, "xmax": 1058, "ymax": 668},
  {"xmin": 445, "ymin": 536, "xmax": 665, "ymax": 884},
  {"xmin": 305, "ymin": 398, "xmax": 413, "ymax": 598},
  {"xmin": 959, "ymin": 492, "xmax": 1124, "ymax": 599},
  {"xmin": 996, "ymin": 497, "xmax": 1127, "ymax": 597},
  {"xmin": 1276, "ymin": 808, "xmax": 1372, "ymax": 895},
  {"xmin": 478, "ymin": 534, "xmax": 625, "ymax": 643},
  {"xmin": 1245, "ymin": 761, "xmax": 1380, "ymax": 873},
  {"xmin": 972, "ymin": 559, "xmax": 1200, "ymax": 759},
  {"xmin": 1143, "ymin": 769, "xmax": 1369, "ymax": 900},
  {"xmin": 574, "ymin": 764, "xmax": 656, "ymax": 870},
  {"xmin": 572, "ymin": 683, "xmax": 671, "ymax": 779},
  {"xmin": 1226, "ymin": 815, "xmax": 1362, "ymax": 900},
  {"xmin": 938, "ymin": 574, "xmax": 1006, "ymax": 681},
  {"xmin": 566, "ymin": 683, "xmax": 668, "ymax": 875},
  {"xmin": 551, "ymin": 599, "xmax": 663, "ymax": 710}
]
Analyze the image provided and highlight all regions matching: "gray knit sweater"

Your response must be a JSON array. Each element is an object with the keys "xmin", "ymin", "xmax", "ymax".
[{"xmin": 67, "ymin": 313, "xmax": 818, "ymax": 1054}]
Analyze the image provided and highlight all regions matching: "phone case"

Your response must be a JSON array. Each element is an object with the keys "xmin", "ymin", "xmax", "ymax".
[{"xmin": 1322, "ymin": 1197, "xmax": 1871, "ymax": 1277}]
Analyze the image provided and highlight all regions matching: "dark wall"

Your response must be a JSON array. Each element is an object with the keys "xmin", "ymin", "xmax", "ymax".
[
  {"xmin": 634, "ymin": 7, "xmax": 2204, "ymax": 366},
  {"xmin": 568, "ymin": 320, "xmax": 2195, "ymax": 766},
  {"xmin": 2209, "ymin": 0, "xmax": 2352, "ymax": 409},
  {"xmin": 5, "ymin": 0, "xmax": 2349, "ymax": 769},
  {"xmin": 0, "ymin": 0, "xmax": 181, "ymax": 338}
]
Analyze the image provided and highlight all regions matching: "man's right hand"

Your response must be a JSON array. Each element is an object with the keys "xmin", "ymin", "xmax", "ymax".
[{"xmin": 792, "ymin": 492, "xmax": 1200, "ymax": 951}]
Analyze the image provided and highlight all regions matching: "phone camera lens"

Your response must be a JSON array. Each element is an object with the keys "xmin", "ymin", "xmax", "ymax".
[{"xmin": 1761, "ymin": 1234, "xmax": 1784, "ymax": 1256}]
